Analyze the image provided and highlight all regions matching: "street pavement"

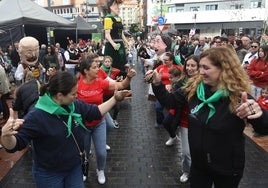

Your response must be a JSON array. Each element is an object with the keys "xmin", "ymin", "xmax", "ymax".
[{"xmin": 1, "ymin": 62, "xmax": 268, "ymax": 188}]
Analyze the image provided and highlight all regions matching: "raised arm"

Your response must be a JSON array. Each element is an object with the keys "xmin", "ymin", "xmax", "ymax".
[{"xmin": 98, "ymin": 90, "xmax": 131, "ymax": 115}]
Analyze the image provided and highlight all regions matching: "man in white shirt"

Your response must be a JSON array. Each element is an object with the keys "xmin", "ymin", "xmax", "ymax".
[
  {"xmin": 242, "ymin": 41, "xmax": 260, "ymax": 70},
  {"xmin": 64, "ymin": 43, "xmax": 80, "ymax": 75}
]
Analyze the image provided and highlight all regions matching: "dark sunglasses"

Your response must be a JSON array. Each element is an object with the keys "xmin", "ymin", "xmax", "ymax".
[{"xmin": 251, "ymin": 46, "xmax": 258, "ymax": 48}]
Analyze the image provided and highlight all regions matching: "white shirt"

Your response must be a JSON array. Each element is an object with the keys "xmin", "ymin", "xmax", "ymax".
[{"xmin": 242, "ymin": 52, "xmax": 258, "ymax": 65}]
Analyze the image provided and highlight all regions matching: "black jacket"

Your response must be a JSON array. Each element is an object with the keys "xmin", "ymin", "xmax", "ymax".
[
  {"xmin": 153, "ymin": 83, "xmax": 268, "ymax": 176},
  {"xmin": 13, "ymin": 80, "xmax": 39, "ymax": 118}
]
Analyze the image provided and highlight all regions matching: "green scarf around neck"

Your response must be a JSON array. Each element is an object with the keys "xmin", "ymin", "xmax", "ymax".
[
  {"xmin": 106, "ymin": 13, "xmax": 118, "ymax": 18},
  {"xmin": 101, "ymin": 65, "xmax": 112, "ymax": 77},
  {"xmin": 192, "ymin": 82, "xmax": 229, "ymax": 123},
  {"xmin": 35, "ymin": 93, "xmax": 87, "ymax": 137}
]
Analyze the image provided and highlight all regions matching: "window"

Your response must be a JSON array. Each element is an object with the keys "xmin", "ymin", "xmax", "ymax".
[
  {"xmin": 230, "ymin": 4, "xmax": 244, "ymax": 9},
  {"xmin": 176, "ymin": 4, "xmax": 184, "ymax": 12},
  {"xmin": 235, "ymin": 4, "xmax": 244, "ymax": 9},
  {"xmin": 205, "ymin": 4, "xmax": 218, "ymax": 10},
  {"xmin": 190, "ymin": 7, "xmax": 199, "ymax": 12},
  {"xmin": 176, "ymin": 8, "xmax": 184, "ymax": 12},
  {"xmin": 168, "ymin": 7, "xmax": 176, "ymax": 12},
  {"xmin": 250, "ymin": 1, "xmax": 262, "ymax": 8}
]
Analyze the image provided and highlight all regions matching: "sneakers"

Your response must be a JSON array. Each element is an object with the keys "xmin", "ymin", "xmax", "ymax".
[
  {"xmin": 83, "ymin": 175, "xmax": 87, "ymax": 181},
  {"xmin": 113, "ymin": 120, "xmax": 119, "ymax": 128},
  {"xmin": 165, "ymin": 136, "xmax": 178, "ymax": 146},
  {"xmin": 180, "ymin": 172, "xmax": 189, "ymax": 183},
  {"xmin": 106, "ymin": 144, "xmax": 111, "ymax": 150},
  {"xmin": 96, "ymin": 169, "xmax": 106, "ymax": 184}
]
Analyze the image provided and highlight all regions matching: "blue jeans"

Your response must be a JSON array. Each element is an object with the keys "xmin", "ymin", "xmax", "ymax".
[
  {"xmin": 66, "ymin": 67, "xmax": 75, "ymax": 75},
  {"xmin": 32, "ymin": 162, "xmax": 83, "ymax": 188},
  {"xmin": 105, "ymin": 112, "xmax": 115, "ymax": 135},
  {"xmin": 179, "ymin": 126, "xmax": 191, "ymax": 174},
  {"xmin": 251, "ymin": 84, "xmax": 262, "ymax": 99},
  {"xmin": 84, "ymin": 119, "xmax": 107, "ymax": 170},
  {"xmin": 138, "ymin": 57, "xmax": 146, "ymax": 75}
]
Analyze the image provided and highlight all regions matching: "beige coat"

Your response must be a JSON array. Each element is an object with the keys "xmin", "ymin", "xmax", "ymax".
[{"xmin": 0, "ymin": 65, "xmax": 10, "ymax": 95}]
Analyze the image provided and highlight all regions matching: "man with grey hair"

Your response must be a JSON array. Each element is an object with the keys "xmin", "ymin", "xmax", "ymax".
[
  {"xmin": 194, "ymin": 36, "xmax": 210, "ymax": 55},
  {"xmin": 241, "ymin": 35, "xmax": 251, "ymax": 51}
]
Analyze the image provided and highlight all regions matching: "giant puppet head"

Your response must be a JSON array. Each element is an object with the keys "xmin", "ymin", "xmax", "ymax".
[
  {"xmin": 154, "ymin": 34, "xmax": 171, "ymax": 56},
  {"xmin": 18, "ymin": 36, "xmax": 39, "ymax": 66},
  {"xmin": 98, "ymin": 0, "xmax": 123, "ymax": 15}
]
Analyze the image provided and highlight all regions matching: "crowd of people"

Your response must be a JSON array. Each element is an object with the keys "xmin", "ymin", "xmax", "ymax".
[
  {"xmin": 0, "ymin": 1, "xmax": 268, "ymax": 187},
  {"xmin": 142, "ymin": 31, "xmax": 268, "ymax": 187},
  {"xmin": 0, "ymin": 29, "xmax": 268, "ymax": 187},
  {"xmin": 0, "ymin": 0, "xmax": 137, "ymax": 186},
  {"xmin": 0, "ymin": 34, "xmax": 135, "ymax": 186}
]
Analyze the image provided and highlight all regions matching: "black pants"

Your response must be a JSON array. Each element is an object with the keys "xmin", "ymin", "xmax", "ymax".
[
  {"xmin": 111, "ymin": 103, "xmax": 119, "ymax": 120},
  {"xmin": 190, "ymin": 166, "xmax": 242, "ymax": 188},
  {"xmin": 104, "ymin": 95, "xmax": 120, "ymax": 120},
  {"xmin": 162, "ymin": 113, "xmax": 179, "ymax": 138}
]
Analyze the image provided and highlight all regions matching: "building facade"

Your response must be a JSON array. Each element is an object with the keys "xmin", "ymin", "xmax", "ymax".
[
  {"xmin": 147, "ymin": 0, "xmax": 268, "ymax": 38},
  {"xmin": 34, "ymin": 0, "xmax": 99, "ymax": 20},
  {"xmin": 119, "ymin": 0, "xmax": 139, "ymax": 29},
  {"xmin": 34, "ymin": 0, "xmax": 142, "ymax": 30}
]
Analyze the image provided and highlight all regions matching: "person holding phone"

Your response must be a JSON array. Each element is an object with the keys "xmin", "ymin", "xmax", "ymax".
[{"xmin": 242, "ymin": 41, "xmax": 260, "ymax": 68}]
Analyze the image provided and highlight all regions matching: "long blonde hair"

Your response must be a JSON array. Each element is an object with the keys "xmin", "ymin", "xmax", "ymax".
[{"xmin": 185, "ymin": 46, "xmax": 251, "ymax": 111}]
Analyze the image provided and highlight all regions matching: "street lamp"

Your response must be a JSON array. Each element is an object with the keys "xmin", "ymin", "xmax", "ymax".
[
  {"xmin": 193, "ymin": 8, "xmax": 198, "ymax": 29},
  {"xmin": 160, "ymin": 0, "xmax": 163, "ymax": 16},
  {"xmin": 46, "ymin": 0, "xmax": 54, "ymax": 45}
]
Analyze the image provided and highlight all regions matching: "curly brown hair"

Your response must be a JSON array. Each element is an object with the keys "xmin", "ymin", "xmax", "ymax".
[{"xmin": 184, "ymin": 46, "xmax": 251, "ymax": 111}]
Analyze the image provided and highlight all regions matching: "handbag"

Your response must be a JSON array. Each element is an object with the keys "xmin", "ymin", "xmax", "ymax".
[{"xmin": 57, "ymin": 116, "xmax": 89, "ymax": 177}]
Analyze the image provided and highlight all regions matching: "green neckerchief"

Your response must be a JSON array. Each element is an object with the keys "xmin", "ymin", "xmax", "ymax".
[
  {"xmin": 106, "ymin": 13, "xmax": 118, "ymax": 18},
  {"xmin": 101, "ymin": 65, "xmax": 112, "ymax": 77},
  {"xmin": 182, "ymin": 77, "xmax": 187, "ymax": 86},
  {"xmin": 35, "ymin": 93, "xmax": 87, "ymax": 137},
  {"xmin": 192, "ymin": 82, "xmax": 229, "ymax": 123}
]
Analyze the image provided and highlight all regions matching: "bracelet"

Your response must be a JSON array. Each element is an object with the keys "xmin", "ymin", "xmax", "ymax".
[{"xmin": 126, "ymin": 75, "xmax": 132, "ymax": 79}]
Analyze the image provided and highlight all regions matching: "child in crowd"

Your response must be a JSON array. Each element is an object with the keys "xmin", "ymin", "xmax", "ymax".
[
  {"xmin": 257, "ymin": 86, "xmax": 268, "ymax": 110},
  {"xmin": 253, "ymin": 86, "xmax": 268, "ymax": 136},
  {"xmin": 165, "ymin": 67, "xmax": 182, "ymax": 93}
]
